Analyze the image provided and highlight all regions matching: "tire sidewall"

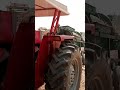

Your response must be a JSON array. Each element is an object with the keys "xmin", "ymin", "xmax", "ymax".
[
  {"xmin": 67, "ymin": 49, "xmax": 82, "ymax": 90},
  {"xmin": 86, "ymin": 59, "xmax": 113, "ymax": 90}
]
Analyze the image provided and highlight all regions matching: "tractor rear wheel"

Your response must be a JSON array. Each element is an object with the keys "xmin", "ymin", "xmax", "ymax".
[
  {"xmin": 113, "ymin": 66, "xmax": 120, "ymax": 90},
  {"xmin": 45, "ymin": 42, "xmax": 82, "ymax": 90},
  {"xmin": 86, "ymin": 57, "xmax": 113, "ymax": 90}
]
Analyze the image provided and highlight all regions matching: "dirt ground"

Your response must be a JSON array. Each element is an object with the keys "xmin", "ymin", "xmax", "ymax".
[
  {"xmin": 38, "ymin": 65, "xmax": 85, "ymax": 90},
  {"xmin": 80, "ymin": 65, "xmax": 85, "ymax": 90}
]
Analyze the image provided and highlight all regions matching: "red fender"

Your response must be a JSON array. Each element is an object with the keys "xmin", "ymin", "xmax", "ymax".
[{"xmin": 35, "ymin": 36, "xmax": 49, "ymax": 89}]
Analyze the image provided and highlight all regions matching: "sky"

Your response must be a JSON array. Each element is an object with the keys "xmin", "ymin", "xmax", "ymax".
[
  {"xmin": 0, "ymin": 0, "xmax": 85, "ymax": 32},
  {"xmin": 35, "ymin": 0, "xmax": 85, "ymax": 32},
  {"xmin": 1, "ymin": 0, "xmax": 119, "ymax": 32}
]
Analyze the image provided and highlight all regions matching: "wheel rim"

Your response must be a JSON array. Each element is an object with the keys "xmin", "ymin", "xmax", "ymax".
[
  {"xmin": 88, "ymin": 77, "xmax": 104, "ymax": 90},
  {"xmin": 69, "ymin": 58, "xmax": 80, "ymax": 90},
  {"xmin": 69, "ymin": 64, "xmax": 75, "ymax": 86}
]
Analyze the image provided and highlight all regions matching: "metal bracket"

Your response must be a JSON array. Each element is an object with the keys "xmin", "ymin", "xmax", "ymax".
[{"xmin": 50, "ymin": 9, "xmax": 61, "ymax": 34}]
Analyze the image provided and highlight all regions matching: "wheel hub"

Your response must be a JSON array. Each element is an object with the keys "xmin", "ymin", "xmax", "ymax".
[{"xmin": 69, "ymin": 64, "xmax": 75, "ymax": 86}]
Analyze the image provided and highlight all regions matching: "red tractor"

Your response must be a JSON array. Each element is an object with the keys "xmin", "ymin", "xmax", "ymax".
[
  {"xmin": 35, "ymin": 0, "xmax": 82, "ymax": 90},
  {"xmin": 0, "ymin": 3, "xmax": 35, "ymax": 90},
  {"xmin": 85, "ymin": 3, "xmax": 120, "ymax": 90},
  {"xmin": 0, "ymin": 0, "xmax": 82, "ymax": 90}
]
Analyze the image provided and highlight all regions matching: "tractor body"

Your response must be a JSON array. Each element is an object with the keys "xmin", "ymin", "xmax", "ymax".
[
  {"xmin": 35, "ymin": 0, "xmax": 82, "ymax": 90},
  {"xmin": 35, "ymin": 0, "xmax": 73, "ymax": 88},
  {"xmin": 0, "ymin": 0, "xmax": 82, "ymax": 90},
  {"xmin": 0, "ymin": 3, "xmax": 35, "ymax": 90},
  {"xmin": 85, "ymin": 3, "xmax": 120, "ymax": 90}
]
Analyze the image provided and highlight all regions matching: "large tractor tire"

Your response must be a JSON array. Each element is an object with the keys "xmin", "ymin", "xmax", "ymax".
[
  {"xmin": 45, "ymin": 42, "xmax": 82, "ymax": 90},
  {"xmin": 113, "ymin": 66, "xmax": 120, "ymax": 90},
  {"xmin": 86, "ymin": 56, "xmax": 113, "ymax": 90}
]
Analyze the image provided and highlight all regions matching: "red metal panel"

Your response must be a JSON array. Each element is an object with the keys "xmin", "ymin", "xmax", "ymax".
[
  {"xmin": 35, "ymin": 36, "xmax": 49, "ymax": 89},
  {"xmin": 43, "ymin": 35, "xmax": 74, "ymax": 42},
  {"xmin": 35, "ymin": 31, "xmax": 41, "ymax": 44},
  {"xmin": 58, "ymin": 35, "xmax": 74, "ymax": 41},
  {"xmin": 3, "ymin": 23, "xmax": 34, "ymax": 90},
  {"xmin": 0, "ymin": 11, "xmax": 13, "ymax": 44}
]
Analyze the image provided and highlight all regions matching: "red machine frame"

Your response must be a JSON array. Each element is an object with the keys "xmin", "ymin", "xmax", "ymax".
[
  {"xmin": 35, "ymin": 0, "xmax": 74, "ymax": 89},
  {"xmin": 0, "ymin": 0, "xmax": 74, "ymax": 90}
]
